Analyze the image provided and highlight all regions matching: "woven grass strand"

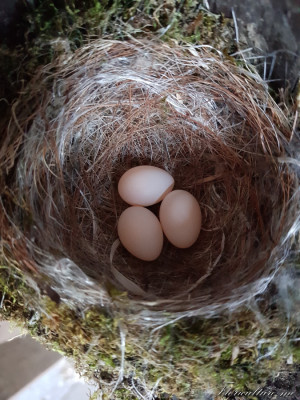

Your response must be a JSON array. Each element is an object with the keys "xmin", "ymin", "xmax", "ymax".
[{"xmin": 0, "ymin": 38, "xmax": 299, "ymax": 325}]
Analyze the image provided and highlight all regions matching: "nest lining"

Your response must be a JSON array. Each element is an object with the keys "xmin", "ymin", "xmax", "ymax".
[{"xmin": 0, "ymin": 38, "xmax": 298, "ymax": 317}]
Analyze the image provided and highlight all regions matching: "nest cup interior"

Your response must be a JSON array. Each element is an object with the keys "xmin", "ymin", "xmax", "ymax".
[{"xmin": 10, "ymin": 40, "xmax": 295, "ymax": 311}]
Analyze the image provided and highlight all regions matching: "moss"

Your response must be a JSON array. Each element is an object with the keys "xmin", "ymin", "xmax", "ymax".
[
  {"xmin": 0, "ymin": 1, "xmax": 299, "ymax": 399},
  {"xmin": 1, "ymin": 263, "xmax": 299, "ymax": 399},
  {"xmin": 0, "ymin": 0, "xmax": 235, "ymax": 120},
  {"xmin": 0, "ymin": 266, "xmax": 36, "ymax": 320}
]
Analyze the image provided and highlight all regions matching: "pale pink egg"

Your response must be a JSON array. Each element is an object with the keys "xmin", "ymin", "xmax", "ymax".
[
  {"xmin": 117, "ymin": 206, "xmax": 164, "ymax": 261},
  {"xmin": 159, "ymin": 190, "xmax": 201, "ymax": 248},
  {"xmin": 118, "ymin": 166, "xmax": 174, "ymax": 206}
]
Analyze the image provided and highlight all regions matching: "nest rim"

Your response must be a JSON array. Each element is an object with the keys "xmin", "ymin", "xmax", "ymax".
[{"xmin": 0, "ymin": 38, "xmax": 299, "ymax": 319}]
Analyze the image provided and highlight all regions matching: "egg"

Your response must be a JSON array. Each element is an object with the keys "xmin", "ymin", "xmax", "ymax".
[
  {"xmin": 118, "ymin": 166, "xmax": 174, "ymax": 206},
  {"xmin": 117, "ymin": 206, "xmax": 164, "ymax": 261},
  {"xmin": 159, "ymin": 190, "xmax": 201, "ymax": 248}
]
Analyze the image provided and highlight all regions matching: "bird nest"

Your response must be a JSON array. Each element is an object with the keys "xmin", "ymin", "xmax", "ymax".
[{"xmin": 0, "ymin": 39, "xmax": 298, "ymax": 319}]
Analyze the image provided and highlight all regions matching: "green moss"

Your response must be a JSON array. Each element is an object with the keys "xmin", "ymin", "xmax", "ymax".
[
  {"xmin": 0, "ymin": 1, "xmax": 298, "ymax": 399},
  {"xmin": 0, "ymin": 0, "xmax": 235, "ymax": 120},
  {"xmin": 0, "ymin": 263, "xmax": 299, "ymax": 399},
  {"xmin": 0, "ymin": 260, "xmax": 298, "ymax": 398},
  {"xmin": 290, "ymin": 341, "xmax": 300, "ymax": 363},
  {"xmin": 0, "ymin": 266, "xmax": 36, "ymax": 320}
]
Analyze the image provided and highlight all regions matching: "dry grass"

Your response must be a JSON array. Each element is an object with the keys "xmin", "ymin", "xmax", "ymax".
[{"xmin": 0, "ymin": 38, "xmax": 298, "ymax": 321}]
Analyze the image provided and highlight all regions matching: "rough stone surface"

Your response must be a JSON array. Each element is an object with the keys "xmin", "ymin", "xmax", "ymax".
[
  {"xmin": 1, "ymin": 1, "xmax": 299, "ymax": 90},
  {"xmin": 211, "ymin": 0, "xmax": 300, "ymax": 91},
  {"xmin": 258, "ymin": 366, "xmax": 300, "ymax": 400}
]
